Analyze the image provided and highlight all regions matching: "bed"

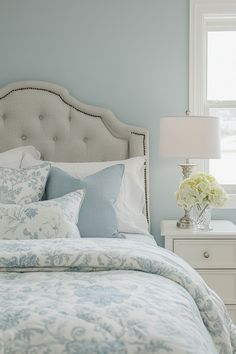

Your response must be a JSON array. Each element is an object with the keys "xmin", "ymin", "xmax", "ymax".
[{"xmin": 0, "ymin": 81, "xmax": 235, "ymax": 354}]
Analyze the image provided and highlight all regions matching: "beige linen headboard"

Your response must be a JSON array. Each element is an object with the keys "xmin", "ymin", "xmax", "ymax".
[{"xmin": 0, "ymin": 81, "xmax": 149, "ymax": 223}]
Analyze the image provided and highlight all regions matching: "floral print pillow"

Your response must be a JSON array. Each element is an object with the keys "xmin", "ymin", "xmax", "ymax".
[
  {"xmin": 0, "ymin": 189, "xmax": 85, "ymax": 240},
  {"xmin": 0, "ymin": 164, "xmax": 50, "ymax": 204}
]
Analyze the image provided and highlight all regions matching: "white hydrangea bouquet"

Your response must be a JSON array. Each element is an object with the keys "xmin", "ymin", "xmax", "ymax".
[{"xmin": 175, "ymin": 173, "xmax": 228, "ymax": 229}]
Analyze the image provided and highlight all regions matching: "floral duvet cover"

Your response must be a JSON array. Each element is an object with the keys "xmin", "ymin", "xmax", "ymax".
[{"xmin": 0, "ymin": 236, "xmax": 235, "ymax": 354}]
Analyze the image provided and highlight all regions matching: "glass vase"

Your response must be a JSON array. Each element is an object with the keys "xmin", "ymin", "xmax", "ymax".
[{"xmin": 193, "ymin": 204, "xmax": 212, "ymax": 231}]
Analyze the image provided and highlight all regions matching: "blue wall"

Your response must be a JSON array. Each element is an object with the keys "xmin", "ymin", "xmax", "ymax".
[{"xmin": 0, "ymin": 0, "xmax": 190, "ymax": 244}]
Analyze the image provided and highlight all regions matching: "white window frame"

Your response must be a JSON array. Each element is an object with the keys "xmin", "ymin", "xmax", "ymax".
[{"xmin": 190, "ymin": 0, "xmax": 236, "ymax": 208}]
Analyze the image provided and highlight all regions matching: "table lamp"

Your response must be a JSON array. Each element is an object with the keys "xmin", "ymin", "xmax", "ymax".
[{"xmin": 159, "ymin": 116, "xmax": 221, "ymax": 229}]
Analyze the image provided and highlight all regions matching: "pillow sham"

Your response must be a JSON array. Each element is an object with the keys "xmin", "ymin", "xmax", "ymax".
[
  {"xmin": 0, "ymin": 164, "xmax": 50, "ymax": 204},
  {"xmin": 0, "ymin": 146, "xmax": 40, "ymax": 168},
  {"xmin": 21, "ymin": 154, "xmax": 149, "ymax": 234},
  {"xmin": 46, "ymin": 165, "xmax": 124, "ymax": 237},
  {"xmin": 0, "ymin": 189, "xmax": 85, "ymax": 240}
]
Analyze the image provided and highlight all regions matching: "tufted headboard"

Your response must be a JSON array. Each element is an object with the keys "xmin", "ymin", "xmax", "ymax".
[{"xmin": 0, "ymin": 81, "xmax": 149, "ymax": 223}]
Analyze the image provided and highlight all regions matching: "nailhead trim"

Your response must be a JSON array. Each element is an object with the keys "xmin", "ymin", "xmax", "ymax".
[
  {"xmin": 131, "ymin": 131, "xmax": 149, "ymax": 224},
  {"xmin": 0, "ymin": 87, "xmax": 102, "ymax": 118}
]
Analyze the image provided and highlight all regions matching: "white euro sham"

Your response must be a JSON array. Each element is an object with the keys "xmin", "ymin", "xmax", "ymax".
[{"xmin": 0, "ymin": 146, "xmax": 41, "ymax": 168}]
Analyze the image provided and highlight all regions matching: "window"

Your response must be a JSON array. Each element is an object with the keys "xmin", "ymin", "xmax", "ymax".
[{"xmin": 190, "ymin": 0, "xmax": 236, "ymax": 205}]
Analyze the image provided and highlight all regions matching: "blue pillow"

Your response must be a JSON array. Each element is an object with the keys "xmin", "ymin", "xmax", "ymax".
[{"xmin": 45, "ymin": 165, "xmax": 124, "ymax": 237}]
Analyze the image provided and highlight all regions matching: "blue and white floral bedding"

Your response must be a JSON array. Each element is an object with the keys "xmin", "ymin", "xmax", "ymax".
[{"xmin": 0, "ymin": 236, "xmax": 235, "ymax": 354}]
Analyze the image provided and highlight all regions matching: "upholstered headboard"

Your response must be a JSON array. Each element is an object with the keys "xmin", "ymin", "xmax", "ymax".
[{"xmin": 0, "ymin": 81, "xmax": 149, "ymax": 222}]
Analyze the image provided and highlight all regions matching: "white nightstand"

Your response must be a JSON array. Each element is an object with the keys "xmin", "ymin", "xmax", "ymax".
[{"xmin": 161, "ymin": 219, "xmax": 236, "ymax": 324}]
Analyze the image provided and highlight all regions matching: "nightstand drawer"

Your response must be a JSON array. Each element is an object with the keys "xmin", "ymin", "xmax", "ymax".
[
  {"xmin": 199, "ymin": 270, "xmax": 236, "ymax": 305},
  {"xmin": 174, "ymin": 239, "xmax": 236, "ymax": 268}
]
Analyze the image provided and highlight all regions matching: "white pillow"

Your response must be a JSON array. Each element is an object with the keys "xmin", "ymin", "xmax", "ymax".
[
  {"xmin": 21, "ymin": 154, "xmax": 149, "ymax": 234},
  {"xmin": 0, "ymin": 189, "xmax": 85, "ymax": 240},
  {"xmin": 0, "ymin": 164, "xmax": 50, "ymax": 204},
  {"xmin": 0, "ymin": 146, "xmax": 41, "ymax": 168}
]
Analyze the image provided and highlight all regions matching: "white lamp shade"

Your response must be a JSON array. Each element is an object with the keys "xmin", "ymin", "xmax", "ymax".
[{"xmin": 159, "ymin": 116, "xmax": 221, "ymax": 159}]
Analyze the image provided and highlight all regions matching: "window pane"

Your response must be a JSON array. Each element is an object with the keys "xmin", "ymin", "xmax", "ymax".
[
  {"xmin": 209, "ymin": 108, "xmax": 236, "ymax": 184},
  {"xmin": 207, "ymin": 31, "xmax": 236, "ymax": 100}
]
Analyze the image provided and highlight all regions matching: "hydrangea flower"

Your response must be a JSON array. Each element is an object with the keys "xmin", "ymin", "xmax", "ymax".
[{"xmin": 175, "ymin": 172, "xmax": 228, "ymax": 210}]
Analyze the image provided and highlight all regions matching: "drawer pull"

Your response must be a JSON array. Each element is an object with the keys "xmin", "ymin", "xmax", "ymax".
[{"xmin": 203, "ymin": 251, "xmax": 210, "ymax": 259}]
